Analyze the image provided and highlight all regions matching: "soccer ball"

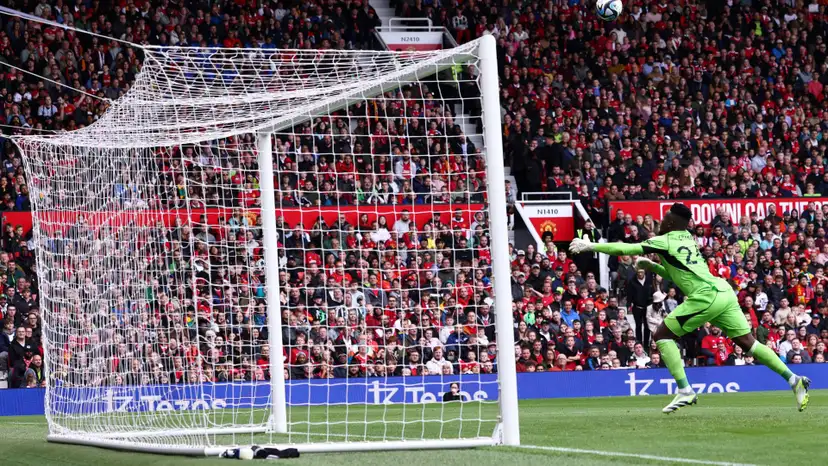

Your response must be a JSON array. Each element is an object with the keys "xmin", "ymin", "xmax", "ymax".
[{"xmin": 596, "ymin": 0, "xmax": 623, "ymax": 21}]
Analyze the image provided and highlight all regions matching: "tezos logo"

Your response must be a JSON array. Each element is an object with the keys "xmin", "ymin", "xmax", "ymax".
[
  {"xmin": 104, "ymin": 390, "xmax": 227, "ymax": 412},
  {"xmin": 624, "ymin": 372, "xmax": 740, "ymax": 396}
]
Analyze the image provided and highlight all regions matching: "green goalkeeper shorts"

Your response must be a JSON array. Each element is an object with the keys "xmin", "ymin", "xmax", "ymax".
[{"xmin": 663, "ymin": 288, "xmax": 751, "ymax": 338}]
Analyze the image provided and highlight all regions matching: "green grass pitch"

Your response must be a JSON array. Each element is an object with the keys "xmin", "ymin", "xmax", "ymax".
[{"xmin": 1, "ymin": 390, "xmax": 825, "ymax": 465}]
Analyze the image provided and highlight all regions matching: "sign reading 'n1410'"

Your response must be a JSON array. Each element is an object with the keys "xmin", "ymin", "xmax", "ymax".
[
  {"xmin": 610, "ymin": 198, "xmax": 828, "ymax": 226},
  {"xmin": 520, "ymin": 204, "xmax": 575, "ymax": 241}
]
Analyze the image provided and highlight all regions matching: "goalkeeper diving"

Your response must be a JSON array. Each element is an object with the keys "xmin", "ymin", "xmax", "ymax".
[{"xmin": 570, "ymin": 203, "xmax": 810, "ymax": 413}]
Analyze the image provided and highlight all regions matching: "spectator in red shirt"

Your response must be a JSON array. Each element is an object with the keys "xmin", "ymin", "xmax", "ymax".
[
  {"xmin": 789, "ymin": 274, "xmax": 815, "ymax": 308},
  {"xmin": 547, "ymin": 354, "xmax": 570, "ymax": 372},
  {"xmin": 714, "ymin": 342, "xmax": 732, "ymax": 367},
  {"xmin": 551, "ymin": 251, "xmax": 573, "ymax": 273},
  {"xmin": 700, "ymin": 326, "xmax": 728, "ymax": 366}
]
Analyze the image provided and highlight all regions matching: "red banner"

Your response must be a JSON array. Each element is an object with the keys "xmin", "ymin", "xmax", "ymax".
[
  {"xmin": 2, "ymin": 204, "xmax": 484, "ymax": 235},
  {"xmin": 517, "ymin": 204, "xmax": 575, "ymax": 241},
  {"xmin": 609, "ymin": 198, "xmax": 828, "ymax": 226}
]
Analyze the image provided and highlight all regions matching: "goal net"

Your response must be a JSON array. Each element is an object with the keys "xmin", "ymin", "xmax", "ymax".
[{"xmin": 11, "ymin": 35, "xmax": 518, "ymax": 456}]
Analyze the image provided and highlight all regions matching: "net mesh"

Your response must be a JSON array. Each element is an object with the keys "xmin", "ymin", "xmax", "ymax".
[{"xmin": 12, "ymin": 38, "xmax": 506, "ymax": 452}]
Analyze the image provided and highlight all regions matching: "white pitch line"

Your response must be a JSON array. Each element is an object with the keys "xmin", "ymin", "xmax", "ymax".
[{"xmin": 517, "ymin": 444, "xmax": 759, "ymax": 466}]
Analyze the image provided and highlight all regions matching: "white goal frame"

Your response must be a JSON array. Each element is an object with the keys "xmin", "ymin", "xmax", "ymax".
[{"xmin": 17, "ymin": 34, "xmax": 519, "ymax": 456}]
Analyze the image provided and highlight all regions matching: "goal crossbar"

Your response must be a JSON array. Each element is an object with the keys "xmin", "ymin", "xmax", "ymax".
[
  {"xmin": 15, "ymin": 47, "xmax": 478, "ymax": 149},
  {"xmin": 252, "ymin": 53, "xmax": 478, "ymax": 136}
]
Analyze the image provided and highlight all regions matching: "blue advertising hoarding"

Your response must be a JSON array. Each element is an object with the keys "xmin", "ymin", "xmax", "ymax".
[{"xmin": 1, "ymin": 365, "xmax": 825, "ymax": 417}]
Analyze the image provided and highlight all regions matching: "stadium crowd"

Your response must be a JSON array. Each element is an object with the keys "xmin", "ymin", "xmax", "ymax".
[{"xmin": 0, "ymin": 0, "xmax": 827, "ymax": 389}]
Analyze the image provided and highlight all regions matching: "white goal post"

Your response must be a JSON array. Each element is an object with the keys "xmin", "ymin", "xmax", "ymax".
[{"xmin": 11, "ymin": 35, "xmax": 519, "ymax": 456}]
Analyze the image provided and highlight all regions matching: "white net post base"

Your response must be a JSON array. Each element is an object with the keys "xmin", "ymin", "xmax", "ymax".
[
  {"xmin": 14, "ymin": 35, "xmax": 517, "ymax": 456},
  {"xmin": 48, "ymin": 434, "xmax": 497, "ymax": 457}
]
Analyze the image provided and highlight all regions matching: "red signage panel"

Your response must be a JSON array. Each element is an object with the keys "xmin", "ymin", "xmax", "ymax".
[
  {"xmin": 3, "ymin": 204, "xmax": 485, "ymax": 235},
  {"xmin": 609, "ymin": 198, "xmax": 828, "ymax": 226},
  {"xmin": 519, "ymin": 204, "xmax": 575, "ymax": 241}
]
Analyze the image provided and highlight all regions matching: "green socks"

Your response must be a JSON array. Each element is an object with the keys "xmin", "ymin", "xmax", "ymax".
[
  {"xmin": 748, "ymin": 341, "xmax": 794, "ymax": 383},
  {"xmin": 655, "ymin": 339, "xmax": 796, "ymax": 393},
  {"xmin": 657, "ymin": 339, "xmax": 690, "ymax": 390}
]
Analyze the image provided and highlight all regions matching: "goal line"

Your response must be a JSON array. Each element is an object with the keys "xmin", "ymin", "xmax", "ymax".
[{"xmin": 517, "ymin": 445, "xmax": 758, "ymax": 466}]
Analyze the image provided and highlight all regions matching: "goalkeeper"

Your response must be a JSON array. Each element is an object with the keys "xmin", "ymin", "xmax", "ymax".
[{"xmin": 570, "ymin": 203, "xmax": 810, "ymax": 413}]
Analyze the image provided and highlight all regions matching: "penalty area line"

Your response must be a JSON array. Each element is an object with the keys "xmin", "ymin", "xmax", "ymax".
[{"xmin": 516, "ymin": 444, "xmax": 758, "ymax": 466}]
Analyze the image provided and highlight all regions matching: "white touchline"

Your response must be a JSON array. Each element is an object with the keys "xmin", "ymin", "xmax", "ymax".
[{"xmin": 516, "ymin": 445, "xmax": 759, "ymax": 466}]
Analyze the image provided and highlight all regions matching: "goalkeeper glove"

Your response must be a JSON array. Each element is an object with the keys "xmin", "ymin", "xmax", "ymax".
[
  {"xmin": 569, "ymin": 237, "xmax": 594, "ymax": 255},
  {"xmin": 635, "ymin": 256, "xmax": 655, "ymax": 270}
]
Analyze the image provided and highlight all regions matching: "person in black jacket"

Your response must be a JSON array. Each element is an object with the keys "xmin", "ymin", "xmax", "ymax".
[
  {"xmin": 574, "ymin": 220, "xmax": 602, "ymax": 277},
  {"xmin": 583, "ymin": 346, "xmax": 602, "ymax": 370},
  {"xmin": 8, "ymin": 326, "xmax": 35, "ymax": 388},
  {"xmin": 607, "ymin": 210, "xmax": 627, "ymax": 242},
  {"xmin": 767, "ymin": 275, "xmax": 787, "ymax": 309},
  {"xmin": 9, "ymin": 288, "xmax": 31, "ymax": 323},
  {"xmin": 24, "ymin": 353, "xmax": 45, "ymax": 387},
  {"xmin": 511, "ymin": 272, "xmax": 526, "ymax": 301},
  {"xmin": 443, "ymin": 382, "xmax": 463, "ymax": 402},
  {"xmin": 626, "ymin": 269, "xmax": 653, "ymax": 344},
  {"xmin": 0, "ymin": 320, "xmax": 12, "ymax": 372}
]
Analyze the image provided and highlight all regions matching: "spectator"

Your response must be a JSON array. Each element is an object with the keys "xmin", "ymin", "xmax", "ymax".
[
  {"xmin": 713, "ymin": 342, "xmax": 732, "ymax": 367},
  {"xmin": 786, "ymin": 340, "xmax": 812, "ymax": 365},
  {"xmin": 443, "ymin": 382, "xmax": 462, "ymax": 402},
  {"xmin": 630, "ymin": 343, "xmax": 650, "ymax": 369},
  {"xmin": 777, "ymin": 330, "xmax": 797, "ymax": 361},
  {"xmin": 582, "ymin": 346, "xmax": 601, "ymax": 371},
  {"xmin": 646, "ymin": 291, "xmax": 667, "ymax": 340},
  {"xmin": 0, "ymin": 320, "xmax": 12, "ymax": 372},
  {"xmin": 556, "ymin": 334, "xmax": 582, "ymax": 371},
  {"xmin": 616, "ymin": 308, "xmax": 634, "ymax": 335},
  {"xmin": 559, "ymin": 301, "xmax": 579, "ymax": 328},
  {"xmin": 8, "ymin": 326, "xmax": 35, "ymax": 388},
  {"xmin": 425, "ymin": 347, "xmax": 452, "ymax": 375},
  {"xmin": 547, "ymin": 354, "xmax": 569, "ymax": 372},
  {"xmin": 626, "ymin": 269, "xmax": 651, "ymax": 342},
  {"xmin": 23, "ymin": 354, "xmax": 45, "ymax": 387},
  {"xmin": 726, "ymin": 346, "xmax": 747, "ymax": 366},
  {"xmin": 806, "ymin": 315, "xmax": 823, "ymax": 336},
  {"xmin": 645, "ymin": 353, "xmax": 663, "ymax": 369},
  {"xmin": 700, "ymin": 327, "xmax": 727, "ymax": 366},
  {"xmin": 573, "ymin": 220, "xmax": 601, "ymax": 277}
]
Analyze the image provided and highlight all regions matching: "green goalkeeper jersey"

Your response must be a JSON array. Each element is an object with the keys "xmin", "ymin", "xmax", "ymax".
[
  {"xmin": 640, "ymin": 230, "xmax": 731, "ymax": 295},
  {"xmin": 592, "ymin": 230, "xmax": 731, "ymax": 297}
]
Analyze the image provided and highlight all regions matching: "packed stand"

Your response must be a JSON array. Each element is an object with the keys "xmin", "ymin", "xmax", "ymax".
[
  {"xmin": 0, "ymin": 0, "xmax": 827, "ymax": 390},
  {"xmin": 474, "ymin": 0, "xmax": 828, "ymax": 370},
  {"xmin": 0, "ymin": 0, "xmax": 498, "ymax": 388}
]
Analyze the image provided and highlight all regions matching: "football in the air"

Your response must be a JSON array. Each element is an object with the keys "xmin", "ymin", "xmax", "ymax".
[{"xmin": 596, "ymin": 0, "xmax": 623, "ymax": 21}]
